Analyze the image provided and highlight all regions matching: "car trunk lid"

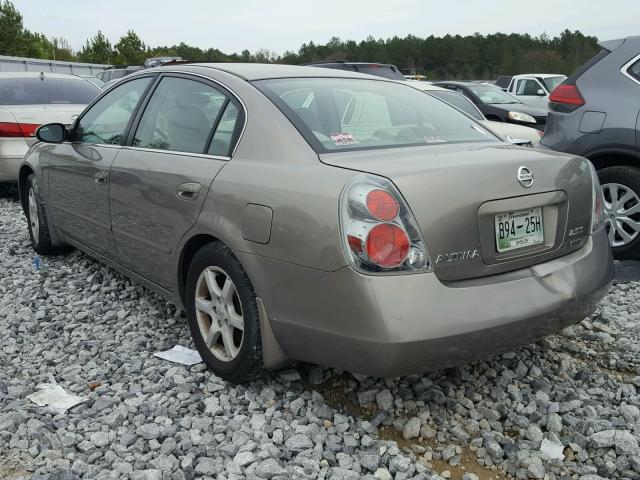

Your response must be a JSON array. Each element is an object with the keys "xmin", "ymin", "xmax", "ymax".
[
  {"xmin": 320, "ymin": 142, "xmax": 593, "ymax": 281},
  {"xmin": 0, "ymin": 104, "xmax": 85, "ymax": 146}
]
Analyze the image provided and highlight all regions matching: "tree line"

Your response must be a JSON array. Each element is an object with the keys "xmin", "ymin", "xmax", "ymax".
[{"xmin": 0, "ymin": 0, "xmax": 601, "ymax": 79}]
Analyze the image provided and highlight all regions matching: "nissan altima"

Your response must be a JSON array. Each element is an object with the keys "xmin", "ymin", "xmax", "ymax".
[{"xmin": 18, "ymin": 64, "xmax": 613, "ymax": 382}]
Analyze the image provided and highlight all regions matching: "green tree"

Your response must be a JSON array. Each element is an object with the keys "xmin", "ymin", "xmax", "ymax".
[
  {"xmin": 113, "ymin": 30, "xmax": 146, "ymax": 65},
  {"xmin": 0, "ymin": 1, "xmax": 25, "ymax": 56},
  {"xmin": 78, "ymin": 31, "xmax": 113, "ymax": 64}
]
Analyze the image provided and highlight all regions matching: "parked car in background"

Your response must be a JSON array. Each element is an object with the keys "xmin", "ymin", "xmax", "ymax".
[
  {"xmin": 78, "ymin": 74, "xmax": 105, "ymax": 89},
  {"xmin": 495, "ymin": 75, "xmax": 513, "ymax": 90},
  {"xmin": 501, "ymin": 74, "xmax": 567, "ymax": 109},
  {"xmin": 0, "ymin": 72, "xmax": 100, "ymax": 191},
  {"xmin": 306, "ymin": 61, "xmax": 405, "ymax": 80},
  {"xmin": 406, "ymin": 81, "xmax": 542, "ymax": 146},
  {"xmin": 542, "ymin": 36, "xmax": 640, "ymax": 259},
  {"xmin": 435, "ymin": 81, "xmax": 548, "ymax": 130},
  {"xmin": 96, "ymin": 66, "xmax": 144, "ymax": 83},
  {"xmin": 19, "ymin": 64, "xmax": 612, "ymax": 381},
  {"xmin": 144, "ymin": 56, "xmax": 183, "ymax": 68}
]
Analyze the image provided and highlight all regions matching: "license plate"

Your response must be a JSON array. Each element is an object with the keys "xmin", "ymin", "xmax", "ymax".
[{"xmin": 495, "ymin": 207, "xmax": 544, "ymax": 252}]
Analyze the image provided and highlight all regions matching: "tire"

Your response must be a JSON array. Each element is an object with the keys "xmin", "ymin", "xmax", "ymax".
[
  {"xmin": 598, "ymin": 165, "xmax": 640, "ymax": 260},
  {"xmin": 185, "ymin": 242, "xmax": 265, "ymax": 382},
  {"xmin": 25, "ymin": 174, "xmax": 70, "ymax": 255}
]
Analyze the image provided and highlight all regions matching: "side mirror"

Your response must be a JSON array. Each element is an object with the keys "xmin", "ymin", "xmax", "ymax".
[
  {"xmin": 536, "ymin": 89, "xmax": 546, "ymax": 96},
  {"xmin": 36, "ymin": 123, "xmax": 66, "ymax": 143}
]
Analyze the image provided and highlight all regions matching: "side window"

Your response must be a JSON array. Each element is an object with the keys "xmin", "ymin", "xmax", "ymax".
[
  {"xmin": 133, "ymin": 77, "xmax": 228, "ymax": 154},
  {"xmin": 208, "ymin": 102, "xmax": 241, "ymax": 157},
  {"xmin": 629, "ymin": 59, "xmax": 640, "ymax": 81},
  {"xmin": 75, "ymin": 77, "xmax": 152, "ymax": 145},
  {"xmin": 517, "ymin": 79, "xmax": 541, "ymax": 96}
]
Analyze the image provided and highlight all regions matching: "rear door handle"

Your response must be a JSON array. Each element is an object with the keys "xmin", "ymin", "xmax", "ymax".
[
  {"xmin": 176, "ymin": 182, "xmax": 201, "ymax": 201},
  {"xmin": 94, "ymin": 171, "xmax": 109, "ymax": 185}
]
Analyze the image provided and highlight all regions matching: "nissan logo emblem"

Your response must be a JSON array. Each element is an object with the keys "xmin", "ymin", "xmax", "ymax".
[{"xmin": 517, "ymin": 166, "xmax": 534, "ymax": 188}]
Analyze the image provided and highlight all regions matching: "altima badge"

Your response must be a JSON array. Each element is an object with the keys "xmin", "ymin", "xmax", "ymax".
[
  {"xmin": 517, "ymin": 166, "xmax": 534, "ymax": 188},
  {"xmin": 435, "ymin": 250, "xmax": 480, "ymax": 264}
]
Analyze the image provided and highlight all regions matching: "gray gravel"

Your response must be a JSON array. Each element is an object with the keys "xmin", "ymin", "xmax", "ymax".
[{"xmin": 0, "ymin": 195, "xmax": 639, "ymax": 480}]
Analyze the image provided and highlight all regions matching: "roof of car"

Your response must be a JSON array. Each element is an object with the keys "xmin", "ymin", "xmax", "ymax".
[
  {"xmin": 403, "ymin": 80, "xmax": 446, "ymax": 91},
  {"xmin": 600, "ymin": 35, "xmax": 640, "ymax": 51},
  {"xmin": 162, "ymin": 63, "xmax": 390, "ymax": 81},
  {"xmin": 0, "ymin": 71, "xmax": 90, "ymax": 80},
  {"xmin": 434, "ymin": 81, "xmax": 480, "ymax": 87}
]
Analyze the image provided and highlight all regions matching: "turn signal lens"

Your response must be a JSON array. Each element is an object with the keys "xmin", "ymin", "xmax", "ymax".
[
  {"xmin": 366, "ymin": 223, "xmax": 410, "ymax": 268},
  {"xmin": 366, "ymin": 189, "xmax": 399, "ymax": 221}
]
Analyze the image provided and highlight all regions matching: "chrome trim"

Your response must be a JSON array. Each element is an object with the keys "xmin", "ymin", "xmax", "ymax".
[
  {"xmin": 121, "ymin": 145, "xmax": 231, "ymax": 161},
  {"xmin": 621, "ymin": 52, "xmax": 640, "ymax": 86},
  {"xmin": 66, "ymin": 142, "xmax": 122, "ymax": 149},
  {"xmin": 146, "ymin": 69, "xmax": 248, "ymax": 157}
]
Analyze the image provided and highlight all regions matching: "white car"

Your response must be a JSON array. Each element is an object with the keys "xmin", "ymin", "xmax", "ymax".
[
  {"xmin": 499, "ymin": 74, "xmax": 567, "ymax": 109},
  {"xmin": 0, "ymin": 72, "xmax": 100, "ymax": 190},
  {"xmin": 405, "ymin": 81, "xmax": 542, "ymax": 146}
]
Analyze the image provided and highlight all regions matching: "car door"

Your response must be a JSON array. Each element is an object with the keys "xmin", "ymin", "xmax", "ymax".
[
  {"xmin": 109, "ymin": 74, "xmax": 243, "ymax": 288},
  {"xmin": 514, "ymin": 78, "xmax": 547, "ymax": 109},
  {"xmin": 47, "ymin": 76, "xmax": 154, "ymax": 255}
]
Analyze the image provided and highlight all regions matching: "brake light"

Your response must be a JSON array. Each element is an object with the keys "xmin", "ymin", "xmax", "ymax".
[
  {"xmin": 366, "ymin": 189, "xmax": 399, "ymax": 221},
  {"xmin": 588, "ymin": 162, "xmax": 605, "ymax": 232},
  {"xmin": 0, "ymin": 122, "xmax": 40, "ymax": 137},
  {"xmin": 549, "ymin": 85, "xmax": 585, "ymax": 107},
  {"xmin": 340, "ymin": 174, "xmax": 432, "ymax": 272}
]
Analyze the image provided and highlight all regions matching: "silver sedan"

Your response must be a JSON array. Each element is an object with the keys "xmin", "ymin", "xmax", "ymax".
[{"xmin": 19, "ymin": 64, "xmax": 613, "ymax": 382}]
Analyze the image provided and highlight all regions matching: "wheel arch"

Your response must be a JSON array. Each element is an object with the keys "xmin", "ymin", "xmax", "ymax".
[
  {"xmin": 177, "ymin": 233, "xmax": 222, "ymax": 304},
  {"xmin": 587, "ymin": 148, "xmax": 640, "ymax": 170}
]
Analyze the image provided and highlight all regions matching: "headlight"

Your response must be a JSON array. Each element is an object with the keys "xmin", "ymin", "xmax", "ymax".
[
  {"xmin": 507, "ymin": 111, "xmax": 536, "ymax": 124},
  {"xmin": 588, "ymin": 161, "xmax": 605, "ymax": 232}
]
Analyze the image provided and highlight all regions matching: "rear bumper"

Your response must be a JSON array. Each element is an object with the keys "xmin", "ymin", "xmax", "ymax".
[
  {"xmin": 0, "ymin": 156, "xmax": 23, "ymax": 183},
  {"xmin": 238, "ymin": 226, "xmax": 613, "ymax": 377}
]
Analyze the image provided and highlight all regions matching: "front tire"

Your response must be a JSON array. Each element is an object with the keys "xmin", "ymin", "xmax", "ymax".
[
  {"xmin": 185, "ymin": 242, "xmax": 265, "ymax": 382},
  {"xmin": 598, "ymin": 165, "xmax": 640, "ymax": 260},
  {"xmin": 25, "ymin": 174, "xmax": 68, "ymax": 256}
]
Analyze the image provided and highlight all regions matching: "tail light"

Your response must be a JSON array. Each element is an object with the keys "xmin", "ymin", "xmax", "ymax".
[
  {"xmin": 588, "ymin": 162, "xmax": 605, "ymax": 232},
  {"xmin": 549, "ymin": 85, "xmax": 584, "ymax": 112},
  {"xmin": 340, "ymin": 174, "xmax": 432, "ymax": 272},
  {"xmin": 0, "ymin": 122, "xmax": 40, "ymax": 138}
]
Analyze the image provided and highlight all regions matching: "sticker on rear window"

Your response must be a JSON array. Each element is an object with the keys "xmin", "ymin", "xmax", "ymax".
[
  {"xmin": 330, "ymin": 132, "xmax": 358, "ymax": 146},
  {"xmin": 424, "ymin": 135, "xmax": 447, "ymax": 144}
]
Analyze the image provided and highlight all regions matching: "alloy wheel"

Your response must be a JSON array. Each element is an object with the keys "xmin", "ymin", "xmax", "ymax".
[
  {"xmin": 28, "ymin": 187, "xmax": 39, "ymax": 243},
  {"xmin": 194, "ymin": 266, "xmax": 244, "ymax": 362},
  {"xmin": 602, "ymin": 182, "xmax": 640, "ymax": 247}
]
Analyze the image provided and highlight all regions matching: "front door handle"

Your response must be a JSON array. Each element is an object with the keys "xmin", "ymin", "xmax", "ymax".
[
  {"xmin": 94, "ymin": 170, "xmax": 109, "ymax": 185},
  {"xmin": 176, "ymin": 182, "xmax": 201, "ymax": 201}
]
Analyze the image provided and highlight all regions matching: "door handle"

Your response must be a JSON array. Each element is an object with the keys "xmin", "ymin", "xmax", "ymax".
[
  {"xmin": 176, "ymin": 182, "xmax": 201, "ymax": 201},
  {"xmin": 94, "ymin": 171, "xmax": 109, "ymax": 185}
]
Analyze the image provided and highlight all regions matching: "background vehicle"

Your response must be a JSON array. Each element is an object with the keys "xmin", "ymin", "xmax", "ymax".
[
  {"xmin": 542, "ymin": 36, "xmax": 640, "ymax": 259},
  {"xmin": 144, "ymin": 56, "xmax": 183, "ymax": 68},
  {"xmin": 0, "ymin": 72, "xmax": 100, "ymax": 190},
  {"xmin": 306, "ymin": 61, "xmax": 405, "ymax": 80},
  {"xmin": 495, "ymin": 75, "xmax": 513, "ymax": 90},
  {"xmin": 78, "ymin": 74, "xmax": 105, "ymax": 89},
  {"xmin": 435, "ymin": 81, "xmax": 548, "ymax": 130},
  {"xmin": 502, "ymin": 73, "xmax": 567, "ymax": 108},
  {"xmin": 406, "ymin": 81, "xmax": 542, "ymax": 145},
  {"xmin": 96, "ymin": 66, "xmax": 144, "ymax": 83},
  {"xmin": 19, "ymin": 64, "xmax": 612, "ymax": 382}
]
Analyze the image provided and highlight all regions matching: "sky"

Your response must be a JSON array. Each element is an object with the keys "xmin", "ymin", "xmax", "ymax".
[{"xmin": 14, "ymin": 0, "xmax": 640, "ymax": 55}]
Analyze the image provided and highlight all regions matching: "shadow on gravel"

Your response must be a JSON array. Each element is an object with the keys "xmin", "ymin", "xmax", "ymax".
[{"xmin": 614, "ymin": 260, "xmax": 640, "ymax": 283}]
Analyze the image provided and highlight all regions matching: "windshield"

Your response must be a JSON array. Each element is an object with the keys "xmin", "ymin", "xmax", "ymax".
[
  {"xmin": 256, "ymin": 78, "xmax": 496, "ymax": 152},
  {"xmin": 0, "ymin": 77, "xmax": 100, "ymax": 105},
  {"xmin": 466, "ymin": 85, "xmax": 519, "ymax": 105},
  {"xmin": 428, "ymin": 90, "xmax": 484, "ymax": 121},
  {"xmin": 538, "ymin": 75, "xmax": 566, "ymax": 93}
]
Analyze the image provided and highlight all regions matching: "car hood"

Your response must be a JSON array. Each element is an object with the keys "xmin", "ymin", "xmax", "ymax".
[
  {"xmin": 320, "ymin": 142, "xmax": 593, "ymax": 281},
  {"xmin": 486, "ymin": 102, "xmax": 548, "ymax": 117}
]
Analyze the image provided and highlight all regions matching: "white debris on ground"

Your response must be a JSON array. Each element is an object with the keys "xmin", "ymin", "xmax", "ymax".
[
  {"xmin": 154, "ymin": 346, "xmax": 203, "ymax": 366},
  {"xmin": 26, "ymin": 383, "xmax": 88, "ymax": 415},
  {"xmin": 1, "ymin": 194, "xmax": 639, "ymax": 480}
]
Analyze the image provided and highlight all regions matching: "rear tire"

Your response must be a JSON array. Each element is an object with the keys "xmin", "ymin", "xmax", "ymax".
[
  {"xmin": 25, "ymin": 174, "xmax": 69, "ymax": 256},
  {"xmin": 185, "ymin": 242, "xmax": 266, "ymax": 383},
  {"xmin": 598, "ymin": 165, "xmax": 640, "ymax": 260}
]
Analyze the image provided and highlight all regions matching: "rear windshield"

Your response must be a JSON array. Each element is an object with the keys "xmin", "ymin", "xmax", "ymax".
[
  {"xmin": 0, "ymin": 77, "xmax": 99, "ymax": 105},
  {"xmin": 256, "ymin": 78, "xmax": 496, "ymax": 153},
  {"xmin": 428, "ymin": 90, "xmax": 484, "ymax": 121}
]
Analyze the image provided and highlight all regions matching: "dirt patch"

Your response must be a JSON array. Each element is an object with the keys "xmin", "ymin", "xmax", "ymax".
[
  {"xmin": 378, "ymin": 426, "xmax": 510, "ymax": 480},
  {"xmin": 0, "ymin": 455, "xmax": 28, "ymax": 480}
]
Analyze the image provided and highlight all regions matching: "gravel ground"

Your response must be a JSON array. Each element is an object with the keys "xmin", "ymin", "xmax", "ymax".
[{"xmin": 1, "ymin": 194, "xmax": 639, "ymax": 480}]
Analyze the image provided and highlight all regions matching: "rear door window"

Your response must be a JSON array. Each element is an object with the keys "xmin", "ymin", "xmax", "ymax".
[
  {"xmin": 628, "ymin": 58, "xmax": 640, "ymax": 82},
  {"xmin": 0, "ymin": 77, "xmax": 99, "ymax": 105}
]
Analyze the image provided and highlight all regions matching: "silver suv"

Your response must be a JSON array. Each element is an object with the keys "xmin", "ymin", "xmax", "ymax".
[{"xmin": 542, "ymin": 36, "xmax": 640, "ymax": 259}]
